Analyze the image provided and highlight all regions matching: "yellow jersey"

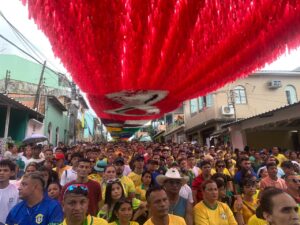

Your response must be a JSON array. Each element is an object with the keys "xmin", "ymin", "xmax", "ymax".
[
  {"xmin": 135, "ymin": 184, "xmax": 147, "ymax": 201},
  {"xmin": 233, "ymin": 198, "xmax": 258, "ymax": 224},
  {"xmin": 128, "ymin": 171, "xmax": 142, "ymax": 187},
  {"xmin": 143, "ymin": 214, "xmax": 186, "ymax": 225},
  {"xmin": 247, "ymin": 215, "xmax": 266, "ymax": 225},
  {"xmin": 194, "ymin": 201, "xmax": 237, "ymax": 225},
  {"xmin": 60, "ymin": 215, "xmax": 108, "ymax": 225},
  {"xmin": 109, "ymin": 222, "xmax": 138, "ymax": 225}
]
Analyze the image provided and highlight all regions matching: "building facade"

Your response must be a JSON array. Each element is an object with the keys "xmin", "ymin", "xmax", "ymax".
[{"xmin": 182, "ymin": 70, "xmax": 300, "ymax": 147}]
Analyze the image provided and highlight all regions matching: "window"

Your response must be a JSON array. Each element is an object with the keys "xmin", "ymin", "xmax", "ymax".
[
  {"xmin": 206, "ymin": 94, "xmax": 213, "ymax": 107},
  {"xmin": 198, "ymin": 97, "xmax": 204, "ymax": 111},
  {"xmin": 198, "ymin": 94, "xmax": 213, "ymax": 111},
  {"xmin": 234, "ymin": 86, "xmax": 247, "ymax": 104},
  {"xmin": 190, "ymin": 98, "xmax": 198, "ymax": 114},
  {"xmin": 285, "ymin": 85, "xmax": 298, "ymax": 105}
]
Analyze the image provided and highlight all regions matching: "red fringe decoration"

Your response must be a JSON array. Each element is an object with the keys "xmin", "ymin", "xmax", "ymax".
[{"xmin": 24, "ymin": 0, "xmax": 300, "ymax": 123}]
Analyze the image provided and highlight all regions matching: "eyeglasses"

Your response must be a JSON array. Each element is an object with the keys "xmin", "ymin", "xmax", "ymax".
[
  {"xmin": 64, "ymin": 184, "xmax": 88, "ymax": 197},
  {"xmin": 107, "ymin": 178, "xmax": 121, "ymax": 184}
]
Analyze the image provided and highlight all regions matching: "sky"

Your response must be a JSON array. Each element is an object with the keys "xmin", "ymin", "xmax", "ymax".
[{"xmin": 0, "ymin": 0, "xmax": 300, "ymax": 101}]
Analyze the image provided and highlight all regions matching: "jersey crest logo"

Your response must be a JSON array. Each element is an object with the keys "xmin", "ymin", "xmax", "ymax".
[{"xmin": 35, "ymin": 213, "xmax": 44, "ymax": 224}]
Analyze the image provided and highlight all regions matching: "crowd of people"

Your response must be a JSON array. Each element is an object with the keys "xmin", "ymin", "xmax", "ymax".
[{"xmin": 0, "ymin": 141, "xmax": 300, "ymax": 225}]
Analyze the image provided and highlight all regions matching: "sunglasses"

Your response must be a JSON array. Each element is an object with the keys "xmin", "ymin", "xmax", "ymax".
[
  {"xmin": 64, "ymin": 184, "xmax": 88, "ymax": 196},
  {"xmin": 217, "ymin": 165, "xmax": 226, "ymax": 168},
  {"xmin": 107, "ymin": 178, "xmax": 121, "ymax": 184}
]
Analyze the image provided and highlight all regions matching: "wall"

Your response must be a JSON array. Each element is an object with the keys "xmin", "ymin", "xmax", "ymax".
[
  {"xmin": 84, "ymin": 111, "xmax": 95, "ymax": 140},
  {"xmin": 44, "ymin": 98, "xmax": 69, "ymax": 145},
  {"xmin": 246, "ymin": 130, "xmax": 293, "ymax": 150},
  {"xmin": 184, "ymin": 72, "xmax": 300, "ymax": 131}
]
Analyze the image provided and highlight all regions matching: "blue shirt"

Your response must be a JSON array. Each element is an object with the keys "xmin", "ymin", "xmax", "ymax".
[{"xmin": 6, "ymin": 196, "xmax": 63, "ymax": 225}]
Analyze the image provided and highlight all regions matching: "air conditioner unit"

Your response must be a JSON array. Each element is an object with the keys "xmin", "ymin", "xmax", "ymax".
[
  {"xmin": 221, "ymin": 105, "xmax": 234, "ymax": 116},
  {"xmin": 268, "ymin": 80, "xmax": 282, "ymax": 89}
]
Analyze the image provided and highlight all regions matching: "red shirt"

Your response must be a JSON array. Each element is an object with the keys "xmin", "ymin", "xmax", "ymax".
[
  {"xmin": 192, "ymin": 174, "xmax": 205, "ymax": 203},
  {"xmin": 61, "ymin": 179, "xmax": 102, "ymax": 216}
]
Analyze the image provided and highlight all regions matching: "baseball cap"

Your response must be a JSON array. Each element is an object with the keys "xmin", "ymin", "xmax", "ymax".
[
  {"xmin": 94, "ymin": 160, "xmax": 107, "ymax": 172},
  {"xmin": 55, "ymin": 153, "xmax": 65, "ymax": 160},
  {"xmin": 114, "ymin": 157, "xmax": 125, "ymax": 165}
]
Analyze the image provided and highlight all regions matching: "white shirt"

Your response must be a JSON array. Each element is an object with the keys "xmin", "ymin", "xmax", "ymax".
[
  {"xmin": 123, "ymin": 165, "xmax": 132, "ymax": 176},
  {"xmin": 0, "ymin": 183, "xmax": 19, "ymax": 224},
  {"xmin": 192, "ymin": 166, "xmax": 200, "ymax": 177},
  {"xmin": 60, "ymin": 168, "xmax": 77, "ymax": 186},
  {"xmin": 179, "ymin": 184, "xmax": 194, "ymax": 204}
]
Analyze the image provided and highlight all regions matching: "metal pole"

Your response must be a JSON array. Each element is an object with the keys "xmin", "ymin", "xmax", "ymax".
[
  {"xmin": 4, "ymin": 105, "xmax": 11, "ymax": 138},
  {"xmin": 33, "ymin": 61, "xmax": 46, "ymax": 111}
]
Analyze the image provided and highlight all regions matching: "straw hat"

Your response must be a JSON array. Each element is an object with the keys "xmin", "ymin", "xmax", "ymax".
[{"xmin": 156, "ymin": 168, "xmax": 189, "ymax": 186}]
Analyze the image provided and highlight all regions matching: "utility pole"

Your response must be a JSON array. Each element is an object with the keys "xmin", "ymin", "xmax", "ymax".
[
  {"xmin": 33, "ymin": 61, "xmax": 46, "ymax": 111},
  {"xmin": 4, "ymin": 70, "xmax": 10, "ymax": 94},
  {"xmin": 69, "ymin": 82, "xmax": 78, "ymax": 144},
  {"xmin": 229, "ymin": 90, "xmax": 237, "ymax": 121}
]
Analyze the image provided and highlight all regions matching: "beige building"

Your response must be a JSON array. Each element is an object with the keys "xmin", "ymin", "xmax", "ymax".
[{"xmin": 183, "ymin": 70, "xmax": 300, "ymax": 147}]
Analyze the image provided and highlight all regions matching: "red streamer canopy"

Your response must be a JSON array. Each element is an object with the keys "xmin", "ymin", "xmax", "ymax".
[{"xmin": 24, "ymin": 0, "xmax": 300, "ymax": 126}]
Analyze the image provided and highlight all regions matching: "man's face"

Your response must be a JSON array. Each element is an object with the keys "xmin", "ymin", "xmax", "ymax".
[
  {"xmin": 148, "ymin": 190, "xmax": 170, "ymax": 218},
  {"xmin": 147, "ymin": 163, "xmax": 158, "ymax": 172},
  {"xmin": 180, "ymin": 160, "xmax": 188, "ymax": 170},
  {"xmin": 71, "ymin": 157, "xmax": 80, "ymax": 167},
  {"xmin": 77, "ymin": 162, "xmax": 91, "ymax": 178},
  {"xmin": 267, "ymin": 166, "xmax": 278, "ymax": 178},
  {"xmin": 33, "ymin": 148, "xmax": 41, "ymax": 158},
  {"xmin": 115, "ymin": 163, "xmax": 124, "ymax": 176},
  {"xmin": 0, "ymin": 166, "xmax": 14, "ymax": 182},
  {"xmin": 147, "ymin": 147, "xmax": 153, "ymax": 155},
  {"xmin": 264, "ymin": 193, "xmax": 300, "ymax": 225},
  {"xmin": 152, "ymin": 155, "xmax": 160, "ymax": 162},
  {"xmin": 187, "ymin": 157, "xmax": 196, "ymax": 167},
  {"xmin": 134, "ymin": 159, "xmax": 144, "ymax": 170},
  {"xmin": 272, "ymin": 147, "xmax": 279, "ymax": 155},
  {"xmin": 286, "ymin": 175, "xmax": 300, "ymax": 192},
  {"xmin": 44, "ymin": 150, "xmax": 53, "ymax": 161},
  {"xmin": 164, "ymin": 179, "xmax": 182, "ymax": 194},
  {"xmin": 201, "ymin": 164, "xmax": 211, "ymax": 175},
  {"xmin": 25, "ymin": 147, "xmax": 32, "ymax": 157},
  {"xmin": 241, "ymin": 160, "xmax": 251, "ymax": 170},
  {"xmin": 19, "ymin": 177, "xmax": 36, "ymax": 200},
  {"xmin": 63, "ymin": 194, "xmax": 88, "ymax": 222}
]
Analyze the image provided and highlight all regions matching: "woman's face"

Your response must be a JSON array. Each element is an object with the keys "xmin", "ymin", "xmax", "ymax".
[
  {"xmin": 142, "ymin": 173, "xmax": 152, "ymax": 186},
  {"xmin": 260, "ymin": 169, "xmax": 268, "ymax": 178},
  {"xmin": 243, "ymin": 184, "xmax": 256, "ymax": 196},
  {"xmin": 25, "ymin": 165, "xmax": 36, "ymax": 174},
  {"xmin": 111, "ymin": 183, "xmax": 123, "ymax": 200},
  {"xmin": 48, "ymin": 183, "xmax": 60, "ymax": 199},
  {"xmin": 105, "ymin": 166, "xmax": 116, "ymax": 180},
  {"xmin": 116, "ymin": 202, "xmax": 133, "ymax": 221},
  {"xmin": 203, "ymin": 182, "xmax": 218, "ymax": 202}
]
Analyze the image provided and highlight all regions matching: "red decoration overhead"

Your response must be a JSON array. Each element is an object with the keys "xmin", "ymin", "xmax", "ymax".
[{"xmin": 24, "ymin": 0, "xmax": 300, "ymax": 124}]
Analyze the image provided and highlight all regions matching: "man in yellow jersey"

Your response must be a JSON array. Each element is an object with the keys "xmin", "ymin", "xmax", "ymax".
[
  {"xmin": 144, "ymin": 186, "xmax": 187, "ymax": 225},
  {"xmin": 128, "ymin": 154, "xmax": 145, "ymax": 187},
  {"xmin": 114, "ymin": 157, "xmax": 136, "ymax": 198},
  {"xmin": 61, "ymin": 184, "xmax": 108, "ymax": 225}
]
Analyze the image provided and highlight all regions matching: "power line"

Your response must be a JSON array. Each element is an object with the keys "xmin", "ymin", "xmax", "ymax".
[
  {"xmin": 0, "ymin": 11, "xmax": 62, "ymax": 72},
  {"xmin": 0, "ymin": 34, "xmax": 71, "ymax": 87}
]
